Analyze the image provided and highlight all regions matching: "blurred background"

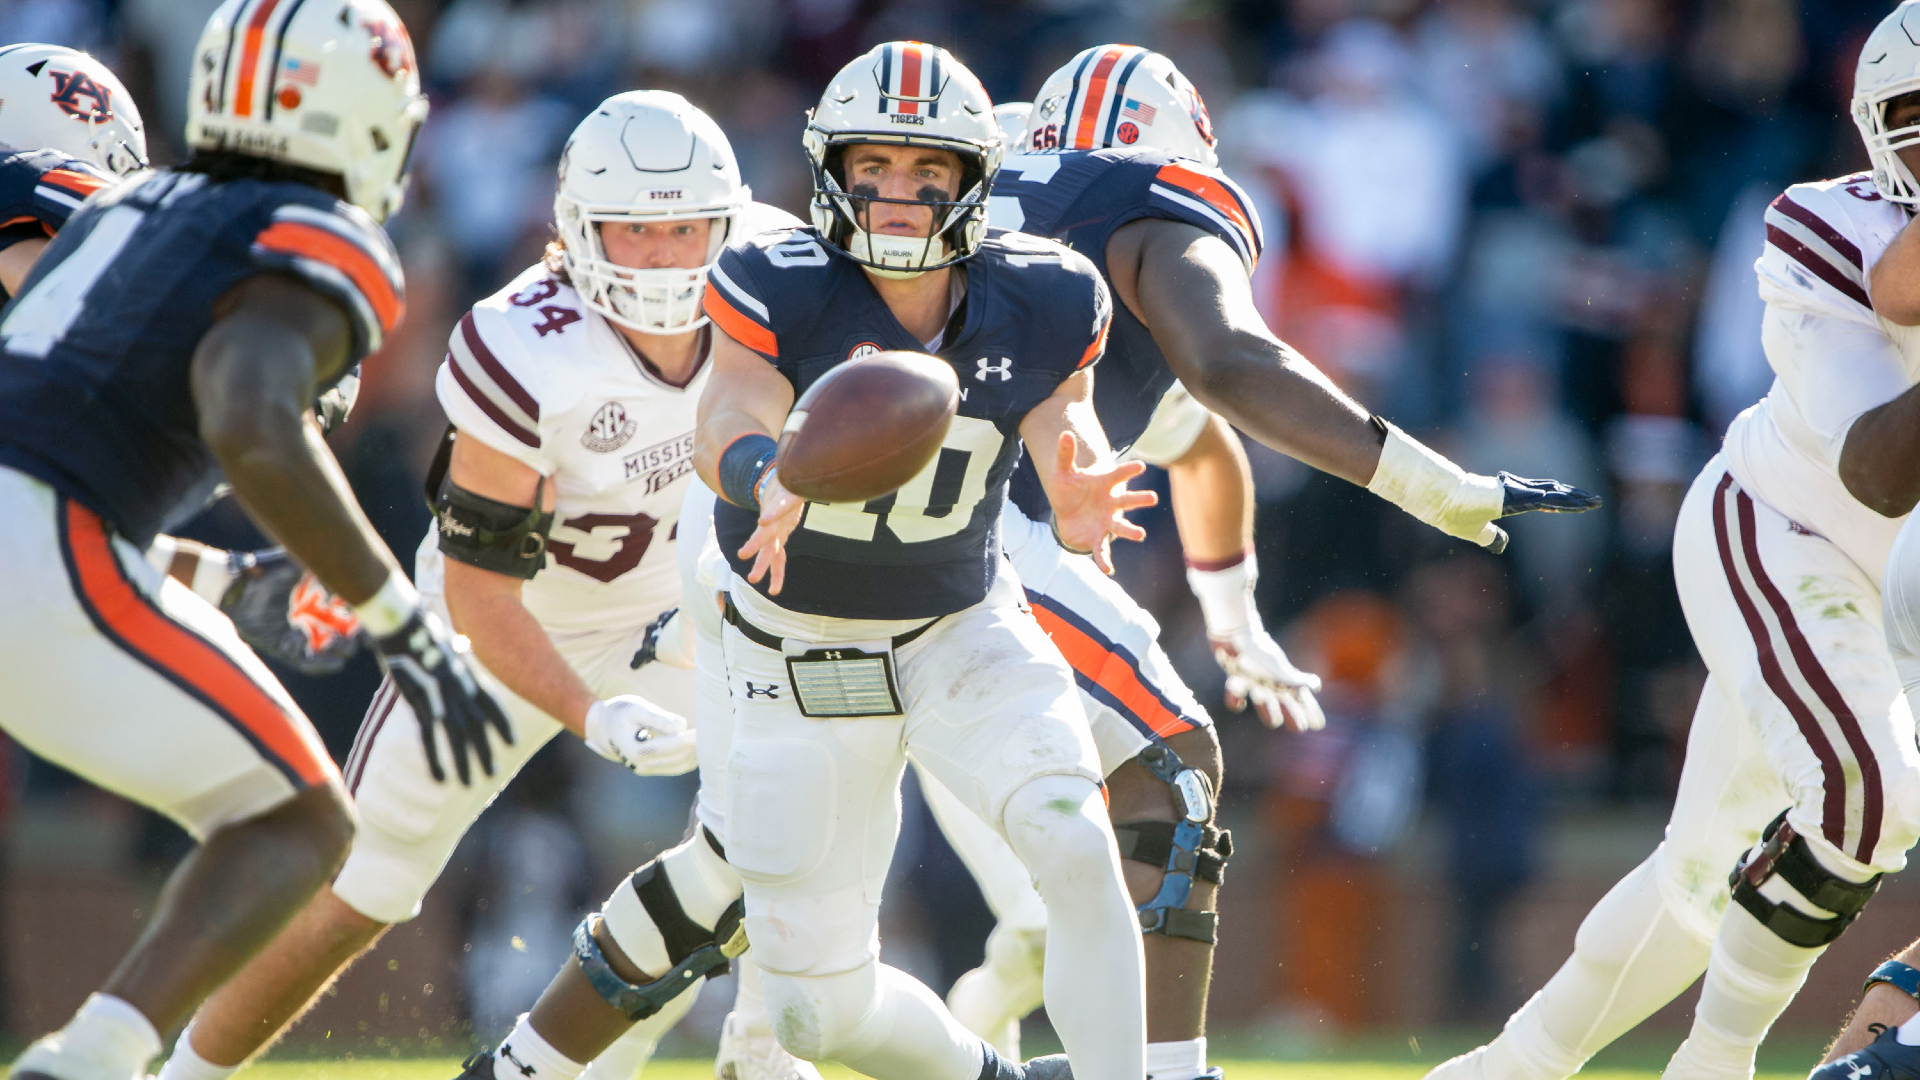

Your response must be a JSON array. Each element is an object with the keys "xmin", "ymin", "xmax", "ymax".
[{"xmin": 5, "ymin": 0, "xmax": 1919, "ymax": 1061}]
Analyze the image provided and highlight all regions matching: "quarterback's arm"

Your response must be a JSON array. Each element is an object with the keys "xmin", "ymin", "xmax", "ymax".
[
  {"xmin": 0, "ymin": 237, "xmax": 47, "ymax": 294},
  {"xmin": 695, "ymin": 328, "xmax": 801, "ymax": 592},
  {"xmin": 1018, "ymin": 367, "xmax": 1156, "ymax": 574},
  {"xmin": 1107, "ymin": 218, "xmax": 1598, "ymax": 547},
  {"xmin": 190, "ymin": 273, "xmax": 397, "ymax": 605},
  {"xmin": 439, "ymin": 434, "xmax": 591, "ymax": 732}
]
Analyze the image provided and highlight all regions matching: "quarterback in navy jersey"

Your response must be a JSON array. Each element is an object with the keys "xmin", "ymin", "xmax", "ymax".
[
  {"xmin": 908, "ymin": 45, "xmax": 1603, "ymax": 1080},
  {"xmin": 0, "ymin": 5, "xmax": 508, "ymax": 1078},
  {"xmin": 690, "ymin": 41, "xmax": 1150, "ymax": 1080}
]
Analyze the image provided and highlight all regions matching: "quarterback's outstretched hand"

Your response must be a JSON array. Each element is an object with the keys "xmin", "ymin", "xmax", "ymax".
[
  {"xmin": 738, "ymin": 472, "xmax": 805, "ymax": 595},
  {"xmin": 369, "ymin": 607, "xmax": 514, "ymax": 786},
  {"xmin": 1047, "ymin": 432, "xmax": 1159, "ymax": 574},
  {"xmin": 1366, "ymin": 421, "xmax": 1600, "ymax": 554},
  {"xmin": 585, "ymin": 696, "xmax": 697, "ymax": 776},
  {"xmin": 220, "ymin": 548, "xmax": 363, "ymax": 675}
]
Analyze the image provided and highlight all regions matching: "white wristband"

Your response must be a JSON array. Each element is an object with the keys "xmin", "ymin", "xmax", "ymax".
[
  {"xmin": 353, "ymin": 573, "xmax": 420, "ymax": 638},
  {"xmin": 1186, "ymin": 552, "xmax": 1259, "ymax": 639},
  {"xmin": 1364, "ymin": 422, "xmax": 1503, "ymax": 542}
]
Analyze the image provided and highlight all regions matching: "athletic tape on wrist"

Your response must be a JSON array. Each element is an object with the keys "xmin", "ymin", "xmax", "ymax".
[
  {"xmin": 1186, "ymin": 550, "xmax": 1257, "ymax": 638},
  {"xmin": 718, "ymin": 433, "xmax": 778, "ymax": 512},
  {"xmin": 353, "ymin": 573, "xmax": 420, "ymax": 638}
]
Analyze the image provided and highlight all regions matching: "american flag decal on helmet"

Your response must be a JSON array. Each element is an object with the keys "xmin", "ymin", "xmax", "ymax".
[
  {"xmin": 876, "ymin": 41, "xmax": 944, "ymax": 118},
  {"xmin": 1059, "ymin": 44, "xmax": 1150, "ymax": 150}
]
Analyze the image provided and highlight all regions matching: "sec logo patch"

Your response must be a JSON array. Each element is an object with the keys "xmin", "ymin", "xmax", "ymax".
[
  {"xmin": 1117, "ymin": 121, "xmax": 1140, "ymax": 144},
  {"xmin": 582, "ymin": 401, "xmax": 637, "ymax": 452},
  {"xmin": 848, "ymin": 341, "xmax": 882, "ymax": 362}
]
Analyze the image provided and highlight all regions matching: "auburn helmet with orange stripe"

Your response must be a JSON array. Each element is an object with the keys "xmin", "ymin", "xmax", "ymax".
[
  {"xmin": 803, "ymin": 42, "xmax": 1003, "ymax": 277},
  {"xmin": 1025, "ymin": 45, "xmax": 1218, "ymax": 168},
  {"xmin": 554, "ymin": 91, "xmax": 748, "ymax": 334},
  {"xmin": 0, "ymin": 44, "xmax": 146, "ymax": 176},
  {"xmin": 187, "ymin": 0, "xmax": 428, "ymax": 223}
]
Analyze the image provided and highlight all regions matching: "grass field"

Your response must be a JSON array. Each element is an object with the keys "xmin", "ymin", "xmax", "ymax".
[{"xmin": 225, "ymin": 1062, "xmax": 1817, "ymax": 1080}]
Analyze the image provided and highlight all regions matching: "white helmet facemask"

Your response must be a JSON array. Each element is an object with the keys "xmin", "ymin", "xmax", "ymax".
[
  {"xmin": 810, "ymin": 139, "xmax": 985, "ymax": 279},
  {"xmin": 553, "ymin": 90, "xmax": 748, "ymax": 334}
]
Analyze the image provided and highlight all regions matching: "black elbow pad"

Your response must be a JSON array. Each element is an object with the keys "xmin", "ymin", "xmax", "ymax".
[{"xmin": 434, "ymin": 478, "xmax": 553, "ymax": 579}]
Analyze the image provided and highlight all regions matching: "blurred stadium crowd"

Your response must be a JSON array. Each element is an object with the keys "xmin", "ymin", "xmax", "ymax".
[{"xmin": 0, "ymin": 0, "xmax": 1903, "ymax": 1049}]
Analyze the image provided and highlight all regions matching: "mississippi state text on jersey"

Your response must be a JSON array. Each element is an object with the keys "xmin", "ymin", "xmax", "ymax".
[
  {"xmin": 0, "ymin": 143, "xmax": 112, "ymax": 252},
  {"xmin": 988, "ymin": 147, "xmax": 1261, "ymax": 517},
  {"xmin": 0, "ymin": 170, "xmax": 402, "ymax": 548},
  {"xmin": 704, "ymin": 225, "xmax": 1112, "ymax": 620},
  {"xmin": 428, "ymin": 262, "xmax": 707, "ymax": 633},
  {"xmin": 1723, "ymin": 170, "xmax": 1920, "ymax": 588}
]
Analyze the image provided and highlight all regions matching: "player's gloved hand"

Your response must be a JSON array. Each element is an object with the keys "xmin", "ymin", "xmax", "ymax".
[
  {"xmin": 357, "ymin": 576, "xmax": 513, "ymax": 786},
  {"xmin": 584, "ymin": 696, "xmax": 697, "ymax": 776},
  {"xmin": 1187, "ymin": 553, "xmax": 1324, "ymax": 732},
  {"xmin": 630, "ymin": 608, "xmax": 696, "ymax": 670},
  {"xmin": 1365, "ymin": 420, "xmax": 1600, "ymax": 554},
  {"xmin": 1043, "ymin": 431, "xmax": 1159, "ymax": 574},
  {"xmin": 219, "ymin": 548, "xmax": 363, "ymax": 675}
]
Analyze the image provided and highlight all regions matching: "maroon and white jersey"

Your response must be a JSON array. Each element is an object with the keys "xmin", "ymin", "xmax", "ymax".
[{"xmin": 1723, "ymin": 173, "xmax": 1920, "ymax": 587}]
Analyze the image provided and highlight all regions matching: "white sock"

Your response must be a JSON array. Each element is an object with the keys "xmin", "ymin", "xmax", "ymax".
[
  {"xmin": 1661, "ymin": 903, "xmax": 1826, "ymax": 1080},
  {"xmin": 1147, "ymin": 1037, "xmax": 1208, "ymax": 1080},
  {"xmin": 1897, "ymin": 1009, "xmax": 1920, "ymax": 1046},
  {"xmin": 157, "ymin": 1023, "xmax": 240, "ymax": 1080},
  {"xmin": 1003, "ymin": 775, "xmax": 1146, "ymax": 1080},
  {"xmin": 578, "ymin": 975, "xmax": 702, "ymax": 1080},
  {"xmin": 733, "ymin": 951, "xmax": 774, "ymax": 1037},
  {"xmin": 497, "ymin": 1014, "xmax": 586, "ymax": 1080},
  {"xmin": 1468, "ymin": 853, "xmax": 1712, "ymax": 1080},
  {"xmin": 18, "ymin": 992, "xmax": 165, "ymax": 1079}
]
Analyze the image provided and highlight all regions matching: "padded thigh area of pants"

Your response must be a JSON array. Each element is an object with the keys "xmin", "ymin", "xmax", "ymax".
[{"xmin": 726, "ymin": 738, "xmax": 836, "ymax": 884}]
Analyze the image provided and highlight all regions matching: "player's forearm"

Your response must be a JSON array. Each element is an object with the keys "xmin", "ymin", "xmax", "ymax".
[
  {"xmin": 1871, "ymin": 215, "xmax": 1920, "ymax": 326},
  {"xmin": 210, "ymin": 418, "xmax": 397, "ymax": 604},
  {"xmin": 442, "ymin": 572, "xmax": 592, "ymax": 735},
  {"xmin": 1840, "ymin": 387, "xmax": 1920, "ymax": 516},
  {"xmin": 0, "ymin": 237, "xmax": 48, "ymax": 295},
  {"xmin": 694, "ymin": 408, "xmax": 776, "ymax": 495},
  {"xmin": 1166, "ymin": 415, "xmax": 1253, "ymax": 565},
  {"xmin": 1181, "ymin": 335, "xmax": 1382, "ymax": 486}
]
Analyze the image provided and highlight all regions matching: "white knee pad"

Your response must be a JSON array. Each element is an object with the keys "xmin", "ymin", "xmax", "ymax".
[
  {"xmin": 600, "ymin": 827, "xmax": 743, "ymax": 977},
  {"xmin": 1001, "ymin": 774, "xmax": 1116, "ymax": 898},
  {"xmin": 761, "ymin": 962, "xmax": 882, "ymax": 1062}
]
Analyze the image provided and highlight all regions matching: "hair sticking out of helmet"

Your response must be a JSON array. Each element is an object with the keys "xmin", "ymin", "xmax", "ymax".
[
  {"xmin": 1854, "ymin": 2, "xmax": 1920, "ymax": 206},
  {"xmin": 804, "ymin": 41, "xmax": 1003, "ymax": 278},
  {"xmin": 186, "ymin": 0, "xmax": 427, "ymax": 223},
  {"xmin": 0, "ymin": 44, "xmax": 147, "ymax": 175},
  {"xmin": 553, "ymin": 90, "xmax": 748, "ymax": 335},
  {"xmin": 1024, "ymin": 44, "xmax": 1218, "ymax": 168}
]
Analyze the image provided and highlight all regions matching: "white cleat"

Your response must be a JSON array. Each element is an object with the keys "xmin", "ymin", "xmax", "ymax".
[{"xmin": 715, "ymin": 1011, "xmax": 824, "ymax": 1080}]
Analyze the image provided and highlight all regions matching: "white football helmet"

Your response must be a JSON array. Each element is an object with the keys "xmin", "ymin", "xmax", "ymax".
[
  {"xmin": 1025, "ymin": 44, "xmax": 1218, "ymax": 168},
  {"xmin": 804, "ymin": 41, "xmax": 1003, "ymax": 277},
  {"xmin": 187, "ymin": 0, "xmax": 428, "ymax": 223},
  {"xmin": 0, "ymin": 44, "xmax": 146, "ymax": 175},
  {"xmin": 1855, "ymin": 2, "xmax": 1920, "ymax": 206},
  {"xmin": 554, "ymin": 91, "xmax": 748, "ymax": 335}
]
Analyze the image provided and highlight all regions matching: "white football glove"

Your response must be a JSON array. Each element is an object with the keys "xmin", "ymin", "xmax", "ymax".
[
  {"xmin": 1187, "ymin": 553, "xmax": 1325, "ymax": 733},
  {"xmin": 584, "ymin": 696, "xmax": 697, "ymax": 776}
]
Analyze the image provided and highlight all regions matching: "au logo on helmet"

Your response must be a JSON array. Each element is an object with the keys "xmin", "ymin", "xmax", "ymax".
[
  {"xmin": 352, "ymin": 2, "xmax": 416, "ymax": 80},
  {"xmin": 48, "ymin": 69, "xmax": 113, "ymax": 123}
]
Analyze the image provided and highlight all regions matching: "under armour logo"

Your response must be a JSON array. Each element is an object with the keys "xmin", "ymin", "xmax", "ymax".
[
  {"xmin": 743, "ymin": 682, "xmax": 781, "ymax": 699},
  {"xmin": 976, "ymin": 356, "xmax": 1012, "ymax": 383},
  {"xmin": 1847, "ymin": 1058, "xmax": 1873, "ymax": 1080},
  {"xmin": 499, "ymin": 1044, "xmax": 537, "ymax": 1078}
]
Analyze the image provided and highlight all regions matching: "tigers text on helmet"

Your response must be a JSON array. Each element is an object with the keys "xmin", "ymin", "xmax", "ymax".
[
  {"xmin": 1855, "ymin": 2, "xmax": 1920, "ymax": 206},
  {"xmin": 1025, "ymin": 45, "xmax": 1217, "ymax": 168},
  {"xmin": 804, "ymin": 41, "xmax": 1002, "ymax": 278},
  {"xmin": 0, "ymin": 44, "xmax": 147, "ymax": 175},
  {"xmin": 187, "ymin": 0, "xmax": 427, "ymax": 223},
  {"xmin": 554, "ymin": 91, "xmax": 747, "ymax": 335}
]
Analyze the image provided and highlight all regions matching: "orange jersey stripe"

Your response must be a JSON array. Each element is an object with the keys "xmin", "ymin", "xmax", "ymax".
[
  {"xmin": 1072, "ymin": 47, "xmax": 1127, "ymax": 149},
  {"xmin": 1029, "ymin": 598, "xmax": 1196, "ymax": 739},
  {"xmin": 703, "ymin": 282, "xmax": 777, "ymax": 357},
  {"xmin": 233, "ymin": 0, "xmax": 285, "ymax": 118},
  {"xmin": 1078, "ymin": 317, "xmax": 1110, "ymax": 369},
  {"xmin": 1154, "ymin": 162, "xmax": 1255, "ymax": 249},
  {"xmin": 41, "ymin": 168, "xmax": 108, "ymax": 199},
  {"xmin": 63, "ymin": 502, "xmax": 334, "ymax": 787},
  {"xmin": 254, "ymin": 220, "xmax": 403, "ymax": 332}
]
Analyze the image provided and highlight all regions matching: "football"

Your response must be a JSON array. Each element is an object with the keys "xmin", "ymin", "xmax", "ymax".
[{"xmin": 774, "ymin": 350, "xmax": 961, "ymax": 504}]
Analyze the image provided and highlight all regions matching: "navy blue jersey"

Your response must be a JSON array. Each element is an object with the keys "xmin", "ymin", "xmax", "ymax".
[
  {"xmin": 0, "ymin": 169, "xmax": 403, "ymax": 548},
  {"xmin": 988, "ymin": 148, "xmax": 1262, "ymax": 518},
  {"xmin": 0, "ymin": 143, "xmax": 113, "ymax": 283},
  {"xmin": 704, "ymin": 226, "xmax": 1111, "ymax": 620}
]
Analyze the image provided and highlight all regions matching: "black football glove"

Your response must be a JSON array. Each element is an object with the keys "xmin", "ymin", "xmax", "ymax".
[
  {"xmin": 369, "ymin": 608, "xmax": 514, "ymax": 786},
  {"xmin": 219, "ymin": 548, "xmax": 363, "ymax": 675},
  {"xmin": 1483, "ymin": 472, "xmax": 1603, "ymax": 554}
]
